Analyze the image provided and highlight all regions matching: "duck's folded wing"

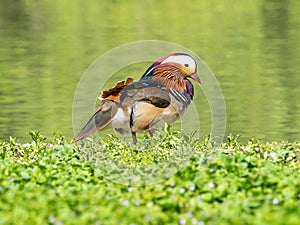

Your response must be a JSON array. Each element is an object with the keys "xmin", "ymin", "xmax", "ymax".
[{"xmin": 120, "ymin": 80, "xmax": 171, "ymax": 108}]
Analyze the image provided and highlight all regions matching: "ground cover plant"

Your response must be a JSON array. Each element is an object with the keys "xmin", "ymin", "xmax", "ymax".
[{"xmin": 0, "ymin": 131, "xmax": 299, "ymax": 225}]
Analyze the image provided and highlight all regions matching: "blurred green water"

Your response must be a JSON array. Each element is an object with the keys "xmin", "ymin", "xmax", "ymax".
[{"xmin": 0, "ymin": 0, "xmax": 299, "ymax": 142}]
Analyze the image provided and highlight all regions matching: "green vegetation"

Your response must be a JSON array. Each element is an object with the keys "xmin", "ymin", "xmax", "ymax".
[{"xmin": 0, "ymin": 131, "xmax": 299, "ymax": 225}]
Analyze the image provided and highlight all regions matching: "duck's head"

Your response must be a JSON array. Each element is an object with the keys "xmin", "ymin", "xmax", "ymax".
[{"xmin": 141, "ymin": 53, "xmax": 201, "ymax": 84}]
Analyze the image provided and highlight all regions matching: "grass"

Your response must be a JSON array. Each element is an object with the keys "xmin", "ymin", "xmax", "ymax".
[{"xmin": 0, "ymin": 130, "xmax": 299, "ymax": 225}]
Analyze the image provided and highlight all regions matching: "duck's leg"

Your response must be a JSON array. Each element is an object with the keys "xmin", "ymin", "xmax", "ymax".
[
  {"xmin": 148, "ymin": 129, "xmax": 155, "ymax": 137},
  {"xmin": 132, "ymin": 132, "xmax": 137, "ymax": 144}
]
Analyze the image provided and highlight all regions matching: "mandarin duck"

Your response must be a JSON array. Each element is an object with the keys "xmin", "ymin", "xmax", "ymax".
[{"xmin": 75, "ymin": 53, "xmax": 201, "ymax": 143}]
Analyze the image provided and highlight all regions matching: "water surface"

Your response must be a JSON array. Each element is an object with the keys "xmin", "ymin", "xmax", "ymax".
[{"xmin": 0, "ymin": 0, "xmax": 299, "ymax": 142}]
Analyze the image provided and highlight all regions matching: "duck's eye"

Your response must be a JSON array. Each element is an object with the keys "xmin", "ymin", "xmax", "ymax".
[{"xmin": 184, "ymin": 63, "xmax": 189, "ymax": 67}]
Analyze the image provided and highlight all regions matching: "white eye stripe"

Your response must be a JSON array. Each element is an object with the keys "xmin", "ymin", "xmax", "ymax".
[{"xmin": 161, "ymin": 55, "xmax": 196, "ymax": 70}]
